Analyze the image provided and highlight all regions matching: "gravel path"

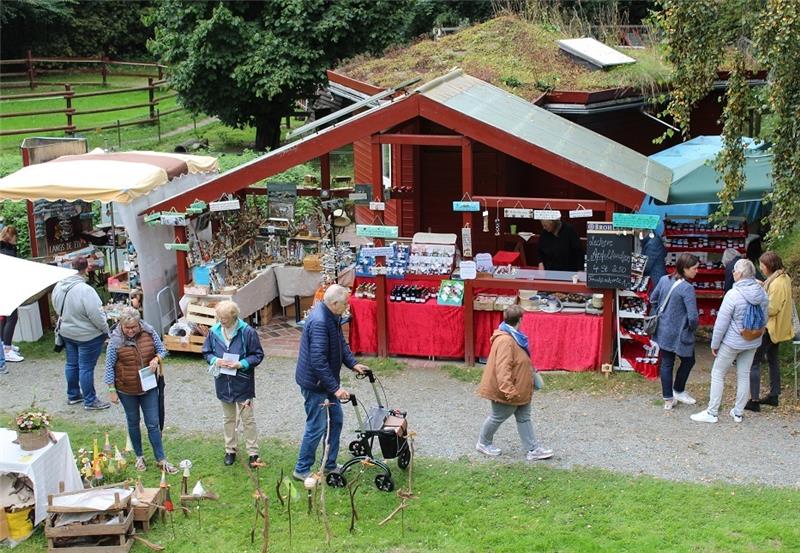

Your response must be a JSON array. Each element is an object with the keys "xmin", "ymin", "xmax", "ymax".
[{"xmin": 2, "ymin": 355, "xmax": 798, "ymax": 488}]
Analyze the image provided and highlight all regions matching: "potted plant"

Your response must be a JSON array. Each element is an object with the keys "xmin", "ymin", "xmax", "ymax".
[{"xmin": 14, "ymin": 406, "xmax": 52, "ymax": 451}]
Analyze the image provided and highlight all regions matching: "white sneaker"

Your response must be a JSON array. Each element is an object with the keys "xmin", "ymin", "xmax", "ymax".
[
  {"xmin": 673, "ymin": 390, "xmax": 696, "ymax": 405},
  {"xmin": 729, "ymin": 409, "xmax": 743, "ymax": 423},
  {"xmin": 476, "ymin": 442, "xmax": 501, "ymax": 457},
  {"xmin": 690, "ymin": 410, "xmax": 718, "ymax": 423},
  {"xmin": 4, "ymin": 350, "xmax": 23, "ymax": 362},
  {"xmin": 663, "ymin": 399, "xmax": 676, "ymax": 410},
  {"xmin": 526, "ymin": 446, "xmax": 554, "ymax": 461},
  {"xmin": 10, "ymin": 345, "xmax": 20, "ymax": 353}
]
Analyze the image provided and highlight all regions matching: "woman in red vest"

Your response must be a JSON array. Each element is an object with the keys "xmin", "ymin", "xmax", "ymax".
[{"xmin": 104, "ymin": 307, "xmax": 178, "ymax": 473}]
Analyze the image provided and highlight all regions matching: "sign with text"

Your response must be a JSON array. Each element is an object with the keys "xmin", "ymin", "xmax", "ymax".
[
  {"xmin": 586, "ymin": 226, "xmax": 633, "ymax": 289},
  {"xmin": 209, "ymin": 199, "xmax": 241, "ymax": 212},
  {"xmin": 360, "ymin": 246, "xmax": 395, "ymax": 257},
  {"xmin": 612, "ymin": 213, "xmax": 660, "ymax": 230},
  {"xmin": 504, "ymin": 208, "xmax": 534, "ymax": 218},
  {"xmin": 459, "ymin": 260, "xmax": 477, "ymax": 280},
  {"xmin": 569, "ymin": 208, "xmax": 593, "ymax": 218},
  {"xmin": 356, "ymin": 225, "xmax": 399, "ymax": 239},
  {"xmin": 452, "ymin": 201, "xmax": 481, "ymax": 212},
  {"xmin": 369, "ymin": 201, "xmax": 386, "ymax": 211},
  {"xmin": 351, "ymin": 184, "xmax": 373, "ymax": 205},
  {"xmin": 534, "ymin": 209, "xmax": 562, "ymax": 220}
]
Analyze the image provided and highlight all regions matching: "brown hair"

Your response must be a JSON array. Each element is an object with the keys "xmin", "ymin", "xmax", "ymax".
[
  {"xmin": 672, "ymin": 252, "xmax": 700, "ymax": 279},
  {"xmin": 0, "ymin": 225, "xmax": 17, "ymax": 242},
  {"xmin": 72, "ymin": 257, "xmax": 89, "ymax": 272},
  {"xmin": 759, "ymin": 251, "xmax": 784, "ymax": 274},
  {"xmin": 503, "ymin": 304, "xmax": 524, "ymax": 326}
]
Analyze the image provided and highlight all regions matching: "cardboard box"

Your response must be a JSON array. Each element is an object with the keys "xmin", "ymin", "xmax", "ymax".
[{"xmin": 285, "ymin": 296, "xmax": 315, "ymax": 319}]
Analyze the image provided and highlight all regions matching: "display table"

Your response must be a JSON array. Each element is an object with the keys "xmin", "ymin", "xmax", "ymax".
[
  {"xmin": 180, "ymin": 266, "xmax": 278, "ymax": 319},
  {"xmin": 0, "ymin": 428, "xmax": 82, "ymax": 526},
  {"xmin": 349, "ymin": 299, "xmax": 601, "ymax": 369},
  {"xmin": 274, "ymin": 265, "xmax": 354, "ymax": 307},
  {"xmin": 473, "ymin": 311, "xmax": 602, "ymax": 371}
]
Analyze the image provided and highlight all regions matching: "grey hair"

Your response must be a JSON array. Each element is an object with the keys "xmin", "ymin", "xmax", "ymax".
[
  {"xmin": 215, "ymin": 300, "xmax": 240, "ymax": 320},
  {"xmin": 118, "ymin": 307, "xmax": 141, "ymax": 326},
  {"xmin": 323, "ymin": 284, "xmax": 350, "ymax": 306},
  {"xmin": 733, "ymin": 258, "xmax": 756, "ymax": 279},
  {"xmin": 721, "ymin": 248, "xmax": 740, "ymax": 267}
]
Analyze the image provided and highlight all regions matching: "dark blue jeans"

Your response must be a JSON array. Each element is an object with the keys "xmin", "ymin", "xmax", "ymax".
[
  {"xmin": 118, "ymin": 388, "xmax": 166, "ymax": 460},
  {"xmin": 294, "ymin": 388, "xmax": 343, "ymax": 474},
  {"xmin": 660, "ymin": 350, "xmax": 695, "ymax": 400},
  {"xmin": 64, "ymin": 334, "xmax": 106, "ymax": 405}
]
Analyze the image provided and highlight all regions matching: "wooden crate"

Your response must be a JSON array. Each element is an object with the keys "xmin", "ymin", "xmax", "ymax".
[
  {"xmin": 163, "ymin": 334, "xmax": 205, "ymax": 354},
  {"xmin": 46, "ymin": 486, "xmax": 133, "ymax": 553},
  {"xmin": 132, "ymin": 487, "xmax": 164, "ymax": 532},
  {"xmin": 186, "ymin": 302, "xmax": 217, "ymax": 326}
]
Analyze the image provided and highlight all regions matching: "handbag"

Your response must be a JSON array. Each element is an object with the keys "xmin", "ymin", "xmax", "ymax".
[
  {"xmin": 643, "ymin": 279, "xmax": 683, "ymax": 337},
  {"xmin": 53, "ymin": 283, "xmax": 77, "ymax": 353}
]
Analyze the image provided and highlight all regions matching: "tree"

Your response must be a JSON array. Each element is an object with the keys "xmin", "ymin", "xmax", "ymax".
[
  {"xmin": 145, "ymin": 0, "xmax": 407, "ymax": 151},
  {"xmin": 654, "ymin": 0, "xmax": 800, "ymax": 242}
]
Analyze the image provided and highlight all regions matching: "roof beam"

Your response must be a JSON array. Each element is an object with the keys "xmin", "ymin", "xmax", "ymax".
[{"xmin": 372, "ymin": 133, "xmax": 464, "ymax": 146}]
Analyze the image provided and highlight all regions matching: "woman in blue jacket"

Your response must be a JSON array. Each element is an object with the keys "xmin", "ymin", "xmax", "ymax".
[{"xmin": 202, "ymin": 300, "xmax": 264, "ymax": 468}]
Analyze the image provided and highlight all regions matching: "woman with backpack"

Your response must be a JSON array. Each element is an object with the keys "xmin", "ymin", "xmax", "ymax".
[
  {"xmin": 649, "ymin": 253, "xmax": 700, "ymax": 410},
  {"xmin": 691, "ymin": 258, "xmax": 768, "ymax": 424},
  {"xmin": 746, "ymin": 251, "xmax": 794, "ymax": 410}
]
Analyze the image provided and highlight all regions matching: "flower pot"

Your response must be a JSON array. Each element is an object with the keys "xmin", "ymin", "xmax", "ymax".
[{"xmin": 17, "ymin": 428, "xmax": 49, "ymax": 451}]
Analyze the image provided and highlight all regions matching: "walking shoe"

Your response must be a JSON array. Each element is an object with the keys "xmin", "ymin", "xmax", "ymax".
[
  {"xmin": 673, "ymin": 390, "xmax": 696, "ymax": 405},
  {"xmin": 292, "ymin": 470, "xmax": 311, "ymax": 481},
  {"xmin": 84, "ymin": 399, "xmax": 111, "ymax": 410},
  {"xmin": 526, "ymin": 446, "xmax": 554, "ymax": 461},
  {"xmin": 663, "ymin": 399, "xmax": 676, "ymax": 410},
  {"xmin": 759, "ymin": 395, "xmax": 779, "ymax": 407},
  {"xmin": 67, "ymin": 396, "xmax": 84, "ymax": 405},
  {"xmin": 4, "ymin": 350, "xmax": 23, "ymax": 362},
  {"xmin": 744, "ymin": 400, "xmax": 760, "ymax": 412},
  {"xmin": 158, "ymin": 459, "xmax": 179, "ymax": 474},
  {"xmin": 475, "ymin": 442, "xmax": 501, "ymax": 457},
  {"xmin": 135, "ymin": 456, "xmax": 147, "ymax": 472},
  {"xmin": 690, "ymin": 410, "xmax": 718, "ymax": 423},
  {"xmin": 248, "ymin": 455, "xmax": 263, "ymax": 468},
  {"xmin": 729, "ymin": 409, "xmax": 743, "ymax": 423},
  {"xmin": 224, "ymin": 452, "xmax": 236, "ymax": 466},
  {"xmin": 323, "ymin": 464, "xmax": 343, "ymax": 475}
]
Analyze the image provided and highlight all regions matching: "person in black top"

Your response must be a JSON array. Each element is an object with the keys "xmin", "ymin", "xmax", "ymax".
[
  {"xmin": 537, "ymin": 219, "xmax": 584, "ymax": 271},
  {"xmin": 0, "ymin": 226, "xmax": 22, "ymax": 362}
]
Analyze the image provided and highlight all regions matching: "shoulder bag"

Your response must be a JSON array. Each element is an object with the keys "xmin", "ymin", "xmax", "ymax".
[
  {"xmin": 643, "ymin": 278, "xmax": 683, "ymax": 337},
  {"xmin": 53, "ymin": 284, "xmax": 78, "ymax": 353}
]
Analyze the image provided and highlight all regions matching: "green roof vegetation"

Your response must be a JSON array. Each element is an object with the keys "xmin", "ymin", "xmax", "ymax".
[{"xmin": 337, "ymin": 14, "xmax": 673, "ymax": 101}]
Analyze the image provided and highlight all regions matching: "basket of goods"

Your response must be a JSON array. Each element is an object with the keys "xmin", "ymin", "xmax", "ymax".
[
  {"xmin": 303, "ymin": 254, "xmax": 323, "ymax": 272},
  {"xmin": 518, "ymin": 290, "xmax": 539, "ymax": 311},
  {"xmin": 493, "ymin": 295, "xmax": 519, "ymax": 311},
  {"xmin": 473, "ymin": 295, "xmax": 497, "ymax": 311},
  {"xmin": 14, "ymin": 405, "xmax": 52, "ymax": 451}
]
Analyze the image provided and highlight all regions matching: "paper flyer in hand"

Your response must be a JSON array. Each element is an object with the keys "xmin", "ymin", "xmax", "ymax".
[
  {"xmin": 139, "ymin": 367, "xmax": 157, "ymax": 391},
  {"xmin": 220, "ymin": 353, "xmax": 240, "ymax": 376}
]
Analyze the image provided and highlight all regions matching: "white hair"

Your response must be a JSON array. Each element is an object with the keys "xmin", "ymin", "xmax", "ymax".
[
  {"xmin": 215, "ymin": 300, "xmax": 240, "ymax": 320},
  {"xmin": 733, "ymin": 258, "xmax": 756, "ymax": 279},
  {"xmin": 721, "ymin": 248, "xmax": 740, "ymax": 267},
  {"xmin": 118, "ymin": 307, "xmax": 141, "ymax": 326},
  {"xmin": 323, "ymin": 284, "xmax": 350, "ymax": 306}
]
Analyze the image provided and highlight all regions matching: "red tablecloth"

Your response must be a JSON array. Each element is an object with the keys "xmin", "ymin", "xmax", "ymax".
[
  {"xmin": 348, "ymin": 297, "xmax": 377, "ymax": 354},
  {"xmin": 474, "ymin": 311, "xmax": 602, "ymax": 371}
]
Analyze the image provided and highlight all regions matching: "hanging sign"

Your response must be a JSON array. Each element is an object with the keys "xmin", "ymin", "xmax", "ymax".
[
  {"xmin": 209, "ymin": 199, "xmax": 241, "ymax": 212},
  {"xmin": 504, "ymin": 208, "xmax": 534, "ymax": 218},
  {"xmin": 144, "ymin": 212, "xmax": 161, "ymax": 225},
  {"xmin": 461, "ymin": 226, "xmax": 473, "ymax": 257},
  {"xmin": 453, "ymin": 201, "xmax": 481, "ymax": 212},
  {"xmin": 586, "ymin": 222, "xmax": 633, "ymax": 289},
  {"xmin": 569, "ymin": 208, "xmax": 593, "ymax": 218},
  {"xmin": 160, "ymin": 212, "xmax": 188, "ymax": 226},
  {"xmin": 164, "ymin": 242, "xmax": 190, "ymax": 252},
  {"xmin": 459, "ymin": 260, "xmax": 477, "ymax": 280},
  {"xmin": 612, "ymin": 213, "xmax": 660, "ymax": 230},
  {"xmin": 356, "ymin": 225, "xmax": 399, "ymax": 238},
  {"xmin": 369, "ymin": 201, "xmax": 386, "ymax": 211},
  {"xmin": 360, "ymin": 246, "xmax": 394, "ymax": 257},
  {"xmin": 349, "ymin": 184, "xmax": 372, "ymax": 204},
  {"xmin": 534, "ymin": 209, "xmax": 561, "ymax": 220}
]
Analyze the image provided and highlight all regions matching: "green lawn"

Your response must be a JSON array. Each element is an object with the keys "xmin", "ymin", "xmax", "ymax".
[{"xmin": 7, "ymin": 419, "xmax": 799, "ymax": 552}]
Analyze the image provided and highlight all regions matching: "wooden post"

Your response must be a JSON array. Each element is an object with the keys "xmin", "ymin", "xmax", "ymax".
[
  {"xmin": 26, "ymin": 50, "xmax": 35, "ymax": 89},
  {"xmin": 376, "ymin": 275, "xmax": 388, "ymax": 358},
  {"xmin": 101, "ymin": 55, "xmax": 109, "ymax": 86},
  {"xmin": 64, "ymin": 84, "xmax": 74, "ymax": 134},
  {"xmin": 464, "ymin": 279, "xmax": 475, "ymax": 366},
  {"xmin": 320, "ymin": 153, "xmax": 331, "ymax": 192},
  {"xmin": 461, "ymin": 138, "xmax": 473, "ymax": 232},
  {"xmin": 175, "ymin": 226, "xmax": 189, "ymax": 293},
  {"xmin": 600, "ymin": 200, "xmax": 616, "ymax": 367},
  {"xmin": 148, "ymin": 78, "xmax": 156, "ymax": 121}
]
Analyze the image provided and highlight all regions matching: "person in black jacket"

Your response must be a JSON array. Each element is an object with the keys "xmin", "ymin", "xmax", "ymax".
[
  {"xmin": 0, "ymin": 226, "xmax": 23, "ymax": 362},
  {"xmin": 202, "ymin": 300, "xmax": 264, "ymax": 468},
  {"xmin": 292, "ymin": 284, "xmax": 369, "ymax": 482},
  {"xmin": 537, "ymin": 219, "xmax": 584, "ymax": 272},
  {"xmin": 722, "ymin": 248, "xmax": 742, "ymax": 292}
]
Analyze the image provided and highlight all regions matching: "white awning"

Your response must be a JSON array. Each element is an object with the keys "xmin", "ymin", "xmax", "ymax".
[{"xmin": 0, "ymin": 254, "xmax": 76, "ymax": 316}]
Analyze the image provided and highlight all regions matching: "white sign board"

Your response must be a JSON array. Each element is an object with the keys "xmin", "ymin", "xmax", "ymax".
[
  {"xmin": 459, "ymin": 260, "xmax": 477, "ymax": 280},
  {"xmin": 349, "ymin": 192, "xmax": 368, "ymax": 201},
  {"xmin": 369, "ymin": 201, "xmax": 386, "ymax": 211},
  {"xmin": 569, "ymin": 208, "xmax": 593, "ymax": 219},
  {"xmin": 504, "ymin": 208, "xmax": 534, "ymax": 218},
  {"xmin": 534, "ymin": 209, "xmax": 561, "ymax": 220},
  {"xmin": 210, "ymin": 199, "xmax": 241, "ymax": 212}
]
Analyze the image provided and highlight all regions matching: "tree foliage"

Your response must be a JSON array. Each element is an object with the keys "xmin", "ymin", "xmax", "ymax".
[
  {"xmin": 654, "ymin": 0, "xmax": 800, "ymax": 242},
  {"xmin": 145, "ymin": 0, "xmax": 408, "ymax": 151}
]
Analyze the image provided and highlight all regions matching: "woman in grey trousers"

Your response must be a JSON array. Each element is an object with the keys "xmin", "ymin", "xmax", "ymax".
[{"xmin": 691, "ymin": 258, "xmax": 768, "ymax": 424}]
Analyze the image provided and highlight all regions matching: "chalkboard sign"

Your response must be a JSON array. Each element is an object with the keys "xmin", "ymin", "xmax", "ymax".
[{"xmin": 586, "ymin": 231, "xmax": 633, "ymax": 289}]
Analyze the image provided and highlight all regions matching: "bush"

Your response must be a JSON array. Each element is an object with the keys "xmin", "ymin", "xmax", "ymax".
[{"xmin": 0, "ymin": 200, "xmax": 31, "ymax": 258}]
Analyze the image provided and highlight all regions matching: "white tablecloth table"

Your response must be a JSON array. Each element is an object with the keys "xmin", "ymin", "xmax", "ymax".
[
  {"xmin": 180, "ymin": 266, "xmax": 279, "ymax": 319},
  {"xmin": 0, "ymin": 428, "xmax": 82, "ymax": 525},
  {"xmin": 273, "ymin": 265, "xmax": 354, "ymax": 307}
]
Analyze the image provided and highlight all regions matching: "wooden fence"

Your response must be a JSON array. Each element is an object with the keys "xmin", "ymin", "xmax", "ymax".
[{"xmin": 0, "ymin": 52, "xmax": 179, "ymax": 137}]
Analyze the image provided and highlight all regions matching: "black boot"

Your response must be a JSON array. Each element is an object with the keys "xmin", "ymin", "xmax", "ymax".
[
  {"xmin": 759, "ymin": 395, "xmax": 779, "ymax": 406},
  {"xmin": 744, "ymin": 400, "xmax": 760, "ymax": 412},
  {"xmin": 224, "ymin": 452, "xmax": 236, "ymax": 466}
]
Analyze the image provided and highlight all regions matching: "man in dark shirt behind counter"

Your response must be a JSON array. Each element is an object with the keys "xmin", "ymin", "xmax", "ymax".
[{"xmin": 537, "ymin": 219, "xmax": 585, "ymax": 272}]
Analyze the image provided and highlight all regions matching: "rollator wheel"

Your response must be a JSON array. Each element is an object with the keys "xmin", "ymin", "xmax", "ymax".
[
  {"xmin": 326, "ymin": 471, "xmax": 347, "ymax": 488},
  {"xmin": 349, "ymin": 439, "xmax": 368, "ymax": 457},
  {"xmin": 397, "ymin": 446, "xmax": 411, "ymax": 470},
  {"xmin": 374, "ymin": 473, "xmax": 394, "ymax": 492}
]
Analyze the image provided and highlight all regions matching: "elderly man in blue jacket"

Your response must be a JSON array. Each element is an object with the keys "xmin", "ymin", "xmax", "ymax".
[{"xmin": 293, "ymin": 284, "xmax": 369, "ymax": 482}]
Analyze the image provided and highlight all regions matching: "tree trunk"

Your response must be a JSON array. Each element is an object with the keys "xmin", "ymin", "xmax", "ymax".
[{"xmin": 254, "ymin": 116, "xmax": 282, "ymax": 151}]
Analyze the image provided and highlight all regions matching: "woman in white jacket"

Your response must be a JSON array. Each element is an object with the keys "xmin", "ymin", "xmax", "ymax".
[{"xmin": 691, "ymin": 259, "xmax": 768, "ymax": 424}]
